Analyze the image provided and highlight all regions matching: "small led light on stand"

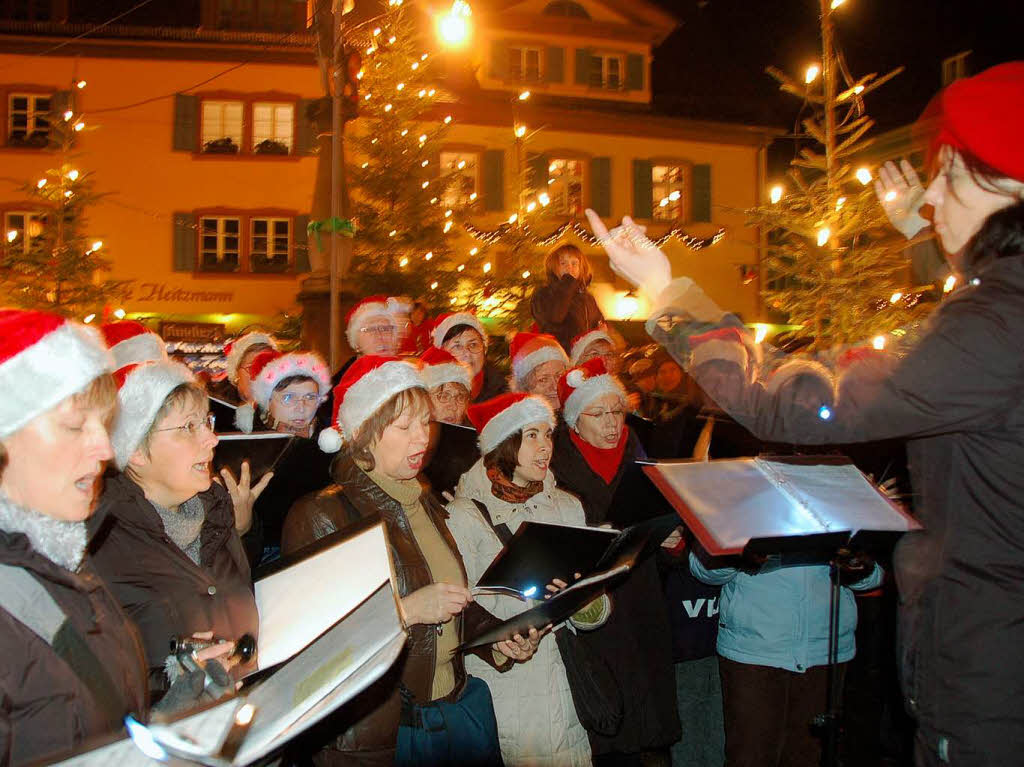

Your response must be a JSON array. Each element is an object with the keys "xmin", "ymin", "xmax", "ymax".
[{"xmin": 818, "ymin": 405, "xmax": 833, "ymax": 421}]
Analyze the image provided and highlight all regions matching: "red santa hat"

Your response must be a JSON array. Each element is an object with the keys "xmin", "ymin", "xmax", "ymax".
[
  {"xmin": 688, "ymin": 327, "xmax": 750, "ymax": 372},
  {"xmin": 223, "ymin": 331, "xmax": 279, "ymax": 384},
  {"xmin": 510, "ymin": 331, "xmax": 568, "ymax": 384},
  {"xmin": 430, "ymin": 311, "xmax": 488, "ymax": 349},
  {"xmin": 100, "ymin": 320, "xmax": 167, "ymax": 369},
  {"xmin": 345, "ymin": 295, "xmax": 394, "ymax": 349},
  {"xmin": 569, "ymin": 324, "xmax": 614, "ymax": 366},
  {"xmin": 930, "ymin": 61, "xmax": 1024, "ymax": 183},
  {"xmin": 319, "ymin": 355, "xmax": 425, "ymax": 453},
  {"xmin": 764, "ymin": 358, "xmax": 835, "ymax": 397},
  {"xmin": 419, "ymin": 346, "xmax": 472, "ymax": 391},
  {"xmin": 557, "ymin": 357, "xmax": 628, "ymax": 429},
  {"xmin": 110, "ymin": 359, "xmax": 196, "ymax": 469},
  {"xmin": 0, "ymin": 309, "xmax": 113, "ymax": 439},
  {"xmin": 467, "ymin": 392, "xmax": 555, "ymax": 454},
  {"xmin": 234, "ymin": 349, "xmax": 331, "ymax": 433}
]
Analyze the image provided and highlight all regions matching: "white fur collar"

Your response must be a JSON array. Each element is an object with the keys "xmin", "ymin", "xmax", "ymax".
[{"xmin": 0, "ymin": 491, "xmax": 88, "ymax": 572}]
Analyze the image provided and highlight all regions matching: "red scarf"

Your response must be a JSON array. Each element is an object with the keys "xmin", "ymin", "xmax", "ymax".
[{"xmin": 570, "ymin": 426, "xmax": 629, "ymax": 485}]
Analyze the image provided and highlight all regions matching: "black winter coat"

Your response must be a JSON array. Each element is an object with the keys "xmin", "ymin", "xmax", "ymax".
[
  {"xmin": 649, "ymin": 244, "xmax": 1024, "ymax": 764},
  {"xmin": 530, "ymin": 272, "xmax": 604, "ymax": 352},
  {"xmin": 90, "ymin": 475, "xmax": 259, "ymax": 697},
  {"xmin": 0, "ymin": 529, "xmax": 148, "ymax": 765},
  {"xmin": 551, "ymin": 424, "xmax": 681, "ymax": 754}
]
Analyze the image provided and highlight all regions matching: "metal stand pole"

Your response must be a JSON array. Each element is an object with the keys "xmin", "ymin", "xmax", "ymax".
[{"xmin": 815, "ymin": 557, "xmax": 843, "ymax": 767}]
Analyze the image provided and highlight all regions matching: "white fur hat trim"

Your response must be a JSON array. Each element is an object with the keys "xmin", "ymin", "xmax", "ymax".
[
  {"xmin": 249, "ymin": 352, "xmax": 331, "ymax": 412},
  {"xmin": 689, "ymin": 338, "xmax": 748, "ymax": 372},
  {"xmin": 0, "ymin": 322, "xmax": 113, "ymax": 439},
  {"xmin": 111, "ymin": 360, "xmax": 196, "ymax": 470},
  {"xmin": 431, "ymin": 312, "xmax": 487, "ymax": 349},
  {"xmin": 570, "ymin": 328, "xmax": 614, "ymax": 365},
  {"xmin": 478, "ymin": 395, "xmax": 555, "ymax": 454},
  {"xmin": 346, "ymin": 301, "xmax": 394, "ymax": 350},
  {"xmin": 513, "ymin": 345, "xmax": 569, "ymax": 384},
  {"xmin": 764, "ymin": 359, "xmax": 834, "ymax": 396},
  {"xmin": 338, "ymin": 360, "xmax": 425, "ymax": 441},
  {"xmin": 109, "ymin": 332, "xmax": 167, "ymax": 369},
  {"xmin": 225, "ymin": 332, "xmax": 277, "ymax": 384},
  {"xmin": 563, "ymin": 373, "xmax": 627, "ymax": 429},
  {"xmin": 421, "ymin": 361, "xmax": 472, "ymax": 391}
]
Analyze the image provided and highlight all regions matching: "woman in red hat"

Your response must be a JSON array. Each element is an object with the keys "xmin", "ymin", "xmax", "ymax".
[{"xmin": 586, "ymin": 62, "xmax": 1024, "ymax": 767}]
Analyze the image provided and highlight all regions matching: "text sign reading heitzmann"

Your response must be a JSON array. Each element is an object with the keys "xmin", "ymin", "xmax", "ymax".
[{"xmin": 159, "ymin": 322, "xmax": 226, "ymax": 344}]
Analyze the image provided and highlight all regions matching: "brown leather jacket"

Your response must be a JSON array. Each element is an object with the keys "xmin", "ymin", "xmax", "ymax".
[{"xmin": 282, "ymin": 452, "xmax": 508, "ymax": 764}]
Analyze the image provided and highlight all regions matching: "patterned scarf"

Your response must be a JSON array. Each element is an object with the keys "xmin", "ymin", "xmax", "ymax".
[{"xmin": 487, "ymin": 465, "xmax": 545, "ymax": 504}]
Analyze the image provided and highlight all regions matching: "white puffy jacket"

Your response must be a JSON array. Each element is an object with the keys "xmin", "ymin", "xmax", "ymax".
[{"xmin": 446, "ymin": 459, "xmax": 593, "ymax": 767}]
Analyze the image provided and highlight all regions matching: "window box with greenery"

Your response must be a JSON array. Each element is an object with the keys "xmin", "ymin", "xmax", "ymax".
[
  {"xmin": 203, "ymin": 137, "xmax": 240, "ymax": 154},
  {"xmin": 254, "ymin": 139, "xmax": 289, "ymax": 155},
  {"xmin": 175, "ymin": 94, "xmax": 315, "ymax": 157}
]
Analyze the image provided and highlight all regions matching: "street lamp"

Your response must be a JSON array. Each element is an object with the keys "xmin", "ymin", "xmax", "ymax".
[{"xmin": 437, "ymin": 0, "xmax": 471, "ymax": 47}]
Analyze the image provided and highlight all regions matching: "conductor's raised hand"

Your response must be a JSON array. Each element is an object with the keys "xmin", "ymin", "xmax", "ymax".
[
  {"xmin": 585, "ymin": 209, "xmax": 673, "ymax": 301},
  {"xmin": 219, "ymin": 461, "xmax": 273, "ymax": 535},
  {"xmin": 872, "ymin": 159, "xmax": 930, "ymax": 240},
  {"xmin": 401, "ymin": 582, "xmax": 472, "ymax": 626}
]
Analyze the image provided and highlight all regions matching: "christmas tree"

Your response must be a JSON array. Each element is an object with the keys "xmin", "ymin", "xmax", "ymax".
[
  {"xmin": 0, "ymin": 92, "xmax": 129, "ymax": 318},
  {"xmin": 748, "ymin": 0, "xmax": 930, "ymax": 349}
]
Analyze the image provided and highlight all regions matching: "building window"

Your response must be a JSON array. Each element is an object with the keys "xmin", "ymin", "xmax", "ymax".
[
  {"xmin": 199, "ymin": 216, "xmax": 241, "ymax": 271},
  {"xmin": 252, "ymin": 102, "xmax": 294, "ymax": 154},
  {"xmin": 509, "ymin": 47, "xmax": 543, "ymax": 82},
  {"xmin": 652, "ymin": 164, "xmax": 685, "ymax": 221},
  {"xmin": 942, "ymin": 51, "xmax": 971, "ymax": 87},
  {"xmin": 7, "ymin": 93, "xmax": 51, "ymax": 147},
  {"xmin": 589, "ymin": 54, "xmax": 622, "ymax": 90},
  {"xmin": 200, "ymin": 100, "xmax": 244, "ymax": 154},
  {"xmin": 1, "ymin": 0, "xmax": 51, "ymax": 21},
  {"xmin": 547, "ymin": 158, "xmax": 584, "ymax": 217},
  {"xmin": 440, "ymin": 151, "xmax": 479, "ymax": 208},
  {"xmin": 3, "ymin": 210, "xmax": 45, "ymax": 253},
  {"xmin": 250, "ymin": 217, "xmax": 291, "ymax": 272}
]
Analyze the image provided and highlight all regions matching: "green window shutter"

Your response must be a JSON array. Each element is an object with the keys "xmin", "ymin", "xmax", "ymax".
[
  {"xmin": 527, "ymin": 152, "xmax": 549, "ymax": 191},
  {"xmin": 47, "ymin": 90, "xmax": 72, "ymax": 149},
  {"xmin": 172, "ymin": 212, "xmax": 197, "ymax": 272},
  {"xmin": 295, "ymin": 98, "xmax": 320, "ymax": 155},
  {"xmin": 590, "ymin": 157, "xmax": 611, "ymax": 218},
  {"xmin": 173, "ymin": 94, "xmax": 199, "ymax": 152},
  {"xmin": 691, "ymin": 163, "xmax": 712, "ymax": 222},
  {"xmin": 490, "ymin": 41, "xmax": 509, "ymax": 80},
  {"xmin": 482, "ymin": 149, "xmax": 505, "ymax": 212},
  {"xmin": 546, "ymin": 47, "xmax": 565, "ymax": 83},
  {"xmin": 574, "ymin": 48, "xmax": 591, "ymax": 85},
  {"xmin": 632, "ymin": 159, "xmax": 653, "ymax": 219},
  {"xmin": 293, "ymin": 214, "xmax": 311, "ymax": 272},
  {"xmin": 626, "ymin": 54, "xmax": 644, "ymax": 91}
]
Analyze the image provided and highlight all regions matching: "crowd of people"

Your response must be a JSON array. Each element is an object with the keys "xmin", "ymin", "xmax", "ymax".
[{"xmin": 0, "ymin": 62, "xmax": 1021, "ymax": 767}]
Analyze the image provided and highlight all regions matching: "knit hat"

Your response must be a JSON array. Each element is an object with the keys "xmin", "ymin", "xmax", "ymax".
[
  {"xmin": 557, "ymin": 357, "xmax": 628, "ymax": 429},
  {"xmin": 234, "ymin": 350, "xmax": 331, "ymax": 433},
  {"xmin": 569, "ymin": 324, "xmax": 614, "ymax": 365},
  {"xmin": 430, "ymin": 311, "xmax": 488, "ymax": 349},
  {"xmin": 319, "ymin": 355, "xmax": 425, "ymax": 453},
  {"xmin": 510, "ymin": 331, "xmax": 568, "ymax": 384},
  {"xmin": 100, "ymin": 320, "xmax": 167, "ymax": 369},
  {"xmin": 346, "ymin": 295, "xmax": 394, "ymax": 349},
  {"xmin": 0, "ymin": 309, "xmax": 113, "ymax": 439},
  {"xmin": 931, "ymin": 61, "xmax": 1024, "ymax": 183},
  {"xmin": 110, "ymin": 360, "xmax": 196, "ymax": 470},
  {"xmin": 419, "ymin": 346, "xmax": 472, "ymax": 390},
  {"xmin": 467, "ymin": 393, "xmax": 555, "ymax": 454},
  {"xmin": 688, "ymin": 327, "xmax": 749, "ymax": 372},
  {"xmin": 223, "ymin": 331, "xmax": 279, "ymax": 384}
]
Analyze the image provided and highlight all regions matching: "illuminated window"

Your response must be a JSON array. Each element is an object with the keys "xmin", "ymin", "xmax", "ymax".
[
  {"xmin": 3, "ymin": 210, "xmax": 45, "ymax": 253},
  {"xmin": 509, "ymin": 47, "xmax": 543, "ymax": 82},
  {"xmin": 547, "ymin": 158, "xmax": 584, "ymax": 217},
  {"xmin": 589, "ymin": 54, "xmax": 622, "ymax": 90},
  {"xmin": 200, "ymin": 100, "xmax": 244, "ymax": 153},
  {"xmin": 252, "ymin": 102, "xmax": 294, "ymax": 153},
  {"xmin": 440, "ymin": 151, "xmax": 479, "ymax": 207},
  {"xmin": 250, "ymin": 217, "xmax": 291, "ymax": 271},
  {"xmin": 652, "ymin": 165, "xmax": 685, "ymax": 221},
  {"xmin": 199, "ymin": 217, "xmax": 241, "ymax": 271},
  {"xmin": 7, "ymin": 93, "xmax": 51, "ymax": 146}
]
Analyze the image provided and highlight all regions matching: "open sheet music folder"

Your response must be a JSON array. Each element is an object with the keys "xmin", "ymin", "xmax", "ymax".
[
  {"xmin": 213, "ymin": 431, "xmax": 294, "ymax": 479},
  {"xmin": 643, "ymin": 455, "xmax": 921, "ymax": 557}
]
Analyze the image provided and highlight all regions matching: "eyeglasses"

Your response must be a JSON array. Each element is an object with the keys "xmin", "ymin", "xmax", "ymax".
[
  {"xmin": 360, "ymin": 324, "xmax": 397, "ymax": 338},
  {"xmin": 274, "ymin": 392, "xmax": 323, "ymax": 408},
  {"xmin": 434, "ymin": 390, "xmax": 469, "ymax": 405},
  {"xmin": 154, "ymin": 412, "xmax": 216, "ymax": 437},
  {"xmin": 579, "ymin": 408, "xmax": 626, "ymax": 421},
  {"xmin": 445, "ymin": 340, "xmax": 484, "ymax": 355}
]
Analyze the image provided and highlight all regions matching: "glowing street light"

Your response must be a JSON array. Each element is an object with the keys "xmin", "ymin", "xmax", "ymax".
[{"xmin": 437, "ymin": 0, "xmax": 472, "ymax": 47}]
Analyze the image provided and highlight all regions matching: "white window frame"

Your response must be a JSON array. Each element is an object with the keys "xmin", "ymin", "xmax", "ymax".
[
  {"xmin": 589, "ymin": 53, "xmax": 623, "ymax": 90},
  {"xmin": 250, "ymin": 216, "xmax": 292, "ymax": 270},
  {"xmin": 652, "ymin": 164, "xmax": 686, "ymax": 222},
  {"xmin": 509, "ymin": 46, "xmax": 543, "ymax": 82},
  {"xmin": 200, "ymin": 100, "xmax": 244, "ymax": 152},
  {"xmin": 199, "ymin": 216, "xmax": 242, "ymax": 270},
  {"xmin": 252, "ymin": 101, "xmax": 295, "ymax": 153},
  {"xmin": 440, "ymin": 151, "xmax": 480, "ymax": 208},
  {"xmin": 3, "ymin": 210, "xmax": 45, "ymax": 254},
  {"xmin": 7, "ymin": 93, "xmax": 51, "ymax": 143},
  {"xmin": 546, "ymin": 158, "xmax": 585, "ymax": 217}
]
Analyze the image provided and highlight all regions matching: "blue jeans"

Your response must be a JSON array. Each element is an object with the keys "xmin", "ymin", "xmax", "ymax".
[{"xmin": 395, "ymin": 676, "xmax": 504, "ymax": 767}]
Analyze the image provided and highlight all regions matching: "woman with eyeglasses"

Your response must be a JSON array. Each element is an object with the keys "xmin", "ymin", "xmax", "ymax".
[
  {"xmin": 90, "ymin": 358, "xmax": 260, "ymax": 700},
  {"xmin": 419, "ymin": 347, "xmax": 479, "ymax": 501},
  {"xmin": 550, "ymin": 358, "xmax": 681, "ymax": 765},
  {"xmin": 432, "ymin": 311, "xmax": 507, "ymax": 403}
]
